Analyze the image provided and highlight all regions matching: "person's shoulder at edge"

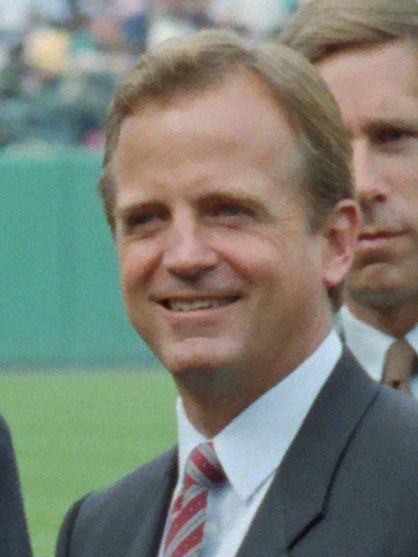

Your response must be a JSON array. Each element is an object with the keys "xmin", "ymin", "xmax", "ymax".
[
  {"xmin": 0, "ymin": 413, "xmax": 33, "ymax": 557},
  {"xmin": 0, "ymin": 413, "xmax": 12, "ymax": 441}
]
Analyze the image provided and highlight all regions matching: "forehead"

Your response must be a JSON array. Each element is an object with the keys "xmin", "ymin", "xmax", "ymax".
[
  {"xmin": 317, "ymin": 40, "xmax": 418, "ymax": 131},
  {"xmin": 113, "ymin": 70, "xmax": 298, "ymax": 193}
]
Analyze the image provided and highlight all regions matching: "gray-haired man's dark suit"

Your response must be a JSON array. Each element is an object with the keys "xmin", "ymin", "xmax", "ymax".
[
  {"xmin": 0, "ymin": 415, "xmax": 32, "ymax": 557},
  {"xmin": 56, "ymin": 352, "xmax": 418, "ymax": 557}
]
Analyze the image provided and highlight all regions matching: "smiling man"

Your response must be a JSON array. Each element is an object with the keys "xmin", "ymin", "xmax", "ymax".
[
  {"xmin": 280, "ymin": 0, "xmax": 418, "ymax": 395},
  {"xmin": 56, "ymin": 30, "xmax": 418, "ymax": 557}
]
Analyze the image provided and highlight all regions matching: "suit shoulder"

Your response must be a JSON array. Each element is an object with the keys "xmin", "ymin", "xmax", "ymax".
[
  {"xmin": 357, "ymin": 385, "xmax": 418, "ymax": 466},
  {"xmin": 56, "ymin": 447, "xmax": 177, "ymax": 556},
  {"xmin": 369, "ymin": 386, "xmax": 418, "ymax": 432},
  {"xmin": 57, "ymin": 449, "xmax": 177, "ymax": 556},
  {"xmin": 81, "ymin": 446, "xmax": 177, "ymax": 516},
  {"xmin": 336, "ymin": 352, "xmax": 418, "ymax": 445}
]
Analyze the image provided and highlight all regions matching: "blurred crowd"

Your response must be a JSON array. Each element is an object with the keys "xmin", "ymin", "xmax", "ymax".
[{"xmin": 0, "ymin": 0, "xmax": 298, "ymax": 151}]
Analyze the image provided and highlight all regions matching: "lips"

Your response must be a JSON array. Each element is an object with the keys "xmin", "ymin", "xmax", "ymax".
[
  {"xmin": 358, "ymin": 229, "xmax": 404, "ymax": 242},
  {"xmin": 160, "ymin": 296, "xmax": 239, "ymax": 312}
]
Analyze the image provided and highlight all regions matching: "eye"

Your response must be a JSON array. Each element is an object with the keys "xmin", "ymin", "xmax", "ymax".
[
  {"xmin": 122, "ymin": 205, "xmax": 169, "ymax": 236},
  {"xmin": 210, "ymin": 202, "xmax": 248, "ymax": 217},
  {"xmin": 373, "ymin": 126, "xmax": 414, "ymax": 147},
  {"xmin": 201, "ymin": 197, "xmax": 260, "ymax": 228},
  {"xmin": 127, "ymin": 212, "xmax": 156, "ymax": 227}
]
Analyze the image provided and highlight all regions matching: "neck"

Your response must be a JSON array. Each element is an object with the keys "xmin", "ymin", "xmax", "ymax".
[
  {"xmin": 179, "ymin": 390, "xmax": 258, "ymax": 439},
  {"xmin": 346, "ymin": 296, "xmax": 418, "ymax": 338},
  {"xmin": 177, "ymin": 370, "xmax": 280, "ymax": 438},
  {"xmin": 174, "ymin": 327, "xmax": 332, "ymax": 438},
  {"xmin": 172, "ymin": 308, "xmax": 334, "ymax": 437}
]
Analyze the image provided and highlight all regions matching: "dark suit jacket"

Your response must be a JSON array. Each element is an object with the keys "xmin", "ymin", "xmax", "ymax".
[
  {"xmin": 56, "ymin": 352, "xmax": 418, "ymax": 557},
  {"xmin": 0, "ymin": 415, "xmax": 32, "ymax": 557}
]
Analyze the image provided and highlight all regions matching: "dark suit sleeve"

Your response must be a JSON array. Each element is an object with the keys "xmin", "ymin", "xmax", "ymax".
[
  {"xmin": 0, "ymin": 415, "xmax": 32, "ymax": 557},
  {"xmin": 55, "ymin": 497, "xmax": 89, "ymax": 557}
]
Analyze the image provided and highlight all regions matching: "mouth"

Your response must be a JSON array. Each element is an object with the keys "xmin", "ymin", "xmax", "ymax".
[
  {"xmin": 358, "ymin": 230, "xmax": 405, "ymax": 242},
  {"xmin": 160, "ymin": 296, "xmax": 240, "ymax": 312}
]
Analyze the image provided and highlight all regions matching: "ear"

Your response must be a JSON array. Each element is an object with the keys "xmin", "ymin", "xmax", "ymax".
[{"xmin": 321, "ymin": 200, "xmax": 360, "ymax": 288}]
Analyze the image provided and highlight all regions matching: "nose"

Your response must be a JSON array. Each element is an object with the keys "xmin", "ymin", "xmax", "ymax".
[
  {"xmin": 162, "ymin": 216, "xmax": 218, "ymax": 280},
  {"xmin": 353, "ymin": 143, "xmax": 388, "ymax": 207}
]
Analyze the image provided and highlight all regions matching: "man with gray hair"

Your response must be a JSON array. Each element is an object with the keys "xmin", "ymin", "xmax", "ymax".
[
  {"xmin": 56, "ymin": 29, "xmax": 418, "ymax": 557},
  {"xmin": 281, "ymin": 0, "xmax": 418, "ymax": 396}
]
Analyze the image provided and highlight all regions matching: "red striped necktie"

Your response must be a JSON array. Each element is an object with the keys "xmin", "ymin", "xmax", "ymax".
[{"xmin": 163, "ymin": 442, "xmax": 225, "ymax": 557}]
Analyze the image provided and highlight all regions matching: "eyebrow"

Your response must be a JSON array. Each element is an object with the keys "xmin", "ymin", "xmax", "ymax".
[
  {"xmin": 115, "ymin": 190, "xmax": 275, "ymax": 221},
  {"xmin": 197, "ymin": 191, "xmax": 272, "ymax": 214},
  {"xmin": 116, "ymin": 200, "xmax": 162, "ymax": 220},
  {"xmin": 363, "ymin": 116, "xmax": 418, "ymax": 136}
]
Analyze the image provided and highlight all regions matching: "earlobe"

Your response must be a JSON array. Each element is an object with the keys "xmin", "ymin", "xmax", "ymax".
[{"xmin": 322, "ymin": 200, "xmax": 360, "ymax": 288}]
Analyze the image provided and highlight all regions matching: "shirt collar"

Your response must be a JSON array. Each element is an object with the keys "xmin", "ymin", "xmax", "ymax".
[
  {"xmin": 176, "ymin": 330, "xmax": 342, "ymax": 502},
  {"xmin": 405, "ymin": 323, "xmax": 418, "ymax": 355},
  {"xmin": 340, "ymin": 306, "xmax": 418, "ymax": 381}
]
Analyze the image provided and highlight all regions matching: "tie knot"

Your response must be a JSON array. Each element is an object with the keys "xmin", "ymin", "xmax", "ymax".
[
  {"xmin": 383, "ymin": 338, "xmax": 415, "ymax": 393},
  {"xmin": 184, "ymin": 442, "xmax": 225, "ymax": 489}
]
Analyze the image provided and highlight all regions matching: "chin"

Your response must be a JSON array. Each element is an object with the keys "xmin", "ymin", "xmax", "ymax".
[
  {"xmin": 348, "ymin": 269, "xmax": 400, "ymax": 304},
  {"xmin": 158, "ymin": 338, "xmax": 237, "ymax": 378},
  {"xmin": 347, "ymin": 281, "xmax": 417, "ymax": 309}
]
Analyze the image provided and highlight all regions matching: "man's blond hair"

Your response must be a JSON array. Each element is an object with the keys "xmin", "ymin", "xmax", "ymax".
[
  {"xmin": 99, "ymin": 29, "xmax": 353, "ymax": 232},
  {"xmin": 280, "ymin": 0, "xmax": 418, "ymax": 62}
]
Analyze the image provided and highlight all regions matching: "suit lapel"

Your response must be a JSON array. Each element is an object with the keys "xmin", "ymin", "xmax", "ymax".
[
  {"xmin": 127, "ymin": 448, "xmax": 178, "ymax": 557},
  {"xmin": 237, "ymin": 351, "xmax": 379, "ymax": 556}
]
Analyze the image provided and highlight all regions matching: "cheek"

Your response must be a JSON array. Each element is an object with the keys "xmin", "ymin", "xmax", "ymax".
[
  {"xmin": 225, "ymin": 250, "xmax": 281, "ymax": 289},
  {"xmin": 385, "ymin": 155, "xmax": 417, "ymax": 190},
  {"xmin": 118, "ymin": 243, "xmax": 159, "ymax": 296},
  {"xmin": 214, "ymin": 231, "xmax": 291, "ymax": 281}
]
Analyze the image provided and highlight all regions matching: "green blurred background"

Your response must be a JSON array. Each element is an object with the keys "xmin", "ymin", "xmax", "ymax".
[
  {"xmin": 1, "ymin": 150, "xmax": 158, "ymax": 367},
  {"xmin": 1, "ymin": 370, "xmax": 177, "ymax": 557},
  {"xmin": 1, "ymin": 151, "xmax": 178, "ymax": 556}
]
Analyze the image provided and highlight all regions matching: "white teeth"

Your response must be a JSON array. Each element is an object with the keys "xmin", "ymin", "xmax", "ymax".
[{"xmin": 169, "ymin": 299, "xmax": 231, "ymax": 312}]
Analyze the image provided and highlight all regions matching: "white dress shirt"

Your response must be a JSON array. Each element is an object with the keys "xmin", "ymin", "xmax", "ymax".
[
  {"xmin": 339, "ymin": 305, "xmax": 418, "ymax": 396},
  {"xmin": 158, "ymin": 331, "xmax": 342, "ymax": 557}
]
